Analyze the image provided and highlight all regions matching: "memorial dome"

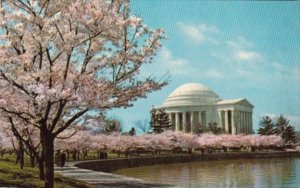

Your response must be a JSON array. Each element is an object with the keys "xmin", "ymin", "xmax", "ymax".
[{"xmin": 162, "ymin": 83, "xmax": 220, "ymax": 107}]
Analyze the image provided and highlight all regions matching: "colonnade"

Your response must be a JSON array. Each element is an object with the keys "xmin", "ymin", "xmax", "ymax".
[
  {"xmin": 218, "ymin": 110, "xmax": 252, "ymax": 134},
  {"xmin": 168, "ymin": 111, "xmax": 207, "ymax": 133},
  {"xmin": 168, "ymin": 109, "xmax": 252, "ymax": 135}
]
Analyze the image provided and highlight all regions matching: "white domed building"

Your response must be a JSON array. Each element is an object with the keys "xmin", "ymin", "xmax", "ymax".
[{"xmin": 154, "ymin": 83, "xmax": 254, "ymax": 135}]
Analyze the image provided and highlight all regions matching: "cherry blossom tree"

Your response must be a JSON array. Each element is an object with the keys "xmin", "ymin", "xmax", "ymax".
[
  {"xmin": 54, "ymin": 127, "xmax": 90, "ymax": 160},
  {"xmin": 0, "ymin": 113, "xmax": 44, "ymax": 178},
  {"xmin": 0, "ymin": 0, "xmax": 166, "ymax": 187},
  {"xmin": 195, "ymin": 134, "xmax": 221, "ymax": 151},
  {"xmin": 163, "ymin": 131, "xmax": 196, "ymax": 153},
  {"xmin": 0, "ymin": 126, "xmax": 14, "ymax": 157},
  {"xmin": 221, "ymin": 134, "xmax": 243, "ymax": 149},
  {"xmin": 54, "ymin": 130, "xmax": 284, "ymax": 160},
  {"xmin": 10, "ymin": 119, "xmax": 41, "ymax": 168},
  {"xmin": 89, "ymin": 134, "xmax": 111, "ymax": 159}
]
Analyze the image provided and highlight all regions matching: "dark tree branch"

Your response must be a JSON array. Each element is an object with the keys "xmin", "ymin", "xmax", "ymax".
[
  {"xmin": 38, "ymin": 0, "xmax": 49, "ymax": 15},
  {"xmin": 63, "ymin": 48, "xmax": 74, "ymax": 81},
  {"xmin": 56, "ymin": 130, "xmax": 77, "ymax": 140},
  {"xmin": 0, "ymin": 71, "xmax": 31, "ymax": 96},
  {"xmin": 80, "ymin": 37, "xmax": 92, "ymax": 74},
  {"xmin": 0, "ymin": 106, "xmax": 34, "ymax": 120},
  {"xmin": 50, "ymin": 99, "xmax": 67, "ymax": 132},
  {"xmin": 53, "ymin": 109, "xmax": 88, "ymax": 137},
  {"xmin": 55, "ymin": 24, "xmax": 65, "ymax": 42}
]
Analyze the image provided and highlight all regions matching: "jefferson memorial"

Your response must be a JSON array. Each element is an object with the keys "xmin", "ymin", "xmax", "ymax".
[{"xmin": 154, "ymin": 83, "xmax": 254, "ymax": 135}]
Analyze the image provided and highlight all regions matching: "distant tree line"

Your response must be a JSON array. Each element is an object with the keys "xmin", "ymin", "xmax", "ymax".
[
  {"xmin": 138, "ymin": 110, "xmax": 299, "ymax": 149},
  {"xmin": 258, "ymin": 115, "xmax": 298, "ymax": 147}
]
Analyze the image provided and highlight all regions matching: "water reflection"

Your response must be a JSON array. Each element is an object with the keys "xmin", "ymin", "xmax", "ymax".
[{"xmin": 114, "ymin": 158, "xmax": 300, "ymax": 188}]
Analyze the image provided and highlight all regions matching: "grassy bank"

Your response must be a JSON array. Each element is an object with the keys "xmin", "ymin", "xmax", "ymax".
[{"xmin": 0, "ymin": 157, "xmax": 95, "ymax": 188}]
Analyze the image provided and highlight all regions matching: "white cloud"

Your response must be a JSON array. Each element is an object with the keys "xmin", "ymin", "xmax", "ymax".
[
  {"xmin": 271, "ymin": 62, "xmax": 300, "ymax": 83},
  {"xmin": 159, "ymin": 47, "xmax": 188, "ymax": 74},
  {"xmin": 236, "ymin": 68, "xmax": 252, "ymax": 77},
  {"xmin": 272, "ymin": 62, "xmax": 283, "ymax": 71},
  {"xmin": 286, "ymin": 115, "xmax": 300, "ymax": 129},
  {"xmin": 177, "ymin": 22, "xmax": 219, "ymax": 45},
  {"xmin": 226, "ymin": 36, "xmax": 263, "ymax": 63},
  {"xmin": 171, "ymin": 59, "xmax": 188, "ymax": 67},
  {"xmin": 293, "ymin": 68, "xmax": 300, "ymax": 83},
  {"xmin": 158, "ymin": 47, "xmax": 225, "ymax": 79},
  {"xmin": 226, "ymin": 36, "xmax": 254, "ymax": 49},
  {"xmin": 236, "ymin": 50, "xmax": 262, "ymax": 62},
  {"xmin": 263, "ymin": 113, "xmax": 279, "ymax": 119},
  {"xmin": 272, "ymin": 62, "xmax": 291, "ymax": 78},
  {"xmin": 160, "ymin": 47, "xmax": 172, "ymax": 60},
  {"xmin": 205, "ymin": 69, "xmax": 223, "ymax": 78}
]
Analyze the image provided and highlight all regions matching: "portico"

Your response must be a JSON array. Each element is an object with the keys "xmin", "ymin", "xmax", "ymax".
[{"xmin": 154, "ymin": 83, "xmax": 254, "ymax": 135}]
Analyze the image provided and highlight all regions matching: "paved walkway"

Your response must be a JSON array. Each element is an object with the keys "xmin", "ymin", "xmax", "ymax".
[{"xmin": 54, "ymin": 161, "xmax": 174, "ymax": 188}]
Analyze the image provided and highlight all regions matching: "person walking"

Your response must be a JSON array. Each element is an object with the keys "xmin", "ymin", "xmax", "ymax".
[{"xmin": 58, "ymin": 150, "xmax": 66, "ymax": 171}]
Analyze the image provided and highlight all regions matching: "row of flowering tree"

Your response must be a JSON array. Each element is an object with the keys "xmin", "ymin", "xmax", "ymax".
[
  {"xmin": 52, "ymin": 130, "xmax": 285, "ymax": 159},
  {"xmin": 0, "ymin": 0, "xmax": 167, "ymax": 187},
  {"xmin": 0, "ymin": 129, "xmax": 289, "ymax": 159}
]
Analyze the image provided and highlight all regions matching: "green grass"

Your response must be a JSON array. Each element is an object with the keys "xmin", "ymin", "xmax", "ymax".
[{"xmin": 0, "ymin": 156, "xmax": 95, "ymax": 188}]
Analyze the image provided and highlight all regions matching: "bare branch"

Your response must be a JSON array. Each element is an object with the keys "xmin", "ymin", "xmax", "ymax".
[
  {"xmin": 56, "ymin": 130, "xmax": 77, "ymax": 140},
  {"xmin": 53, "ymin": 109, "xmax": 88, "ymax": 137},
  {"xmin": 0, "ymin": 71, "xmax": 31, "ymax": 96}
]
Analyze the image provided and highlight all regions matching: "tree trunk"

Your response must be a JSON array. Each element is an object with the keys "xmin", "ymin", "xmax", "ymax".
[
  {"xmin": 77, "ymin": 150, "xmax": 80, "ymax": 160},
  {"xmin": 30, "ymin": 155, "xmax": 35, "ymax": 168},
  {"xmin": 19, "ymin": 141, "xmax": 24, "ymax": 169},
  {"xmin": 43, "ymin": 134, "xmax": 54, "ymax": 188},
  {"xmin": 38, "ymin": 152, "xmax": 45, "ymax": 180},
  {"xmin": 37, "ymin": 128, "xmax": 45, "ymax": 180}
]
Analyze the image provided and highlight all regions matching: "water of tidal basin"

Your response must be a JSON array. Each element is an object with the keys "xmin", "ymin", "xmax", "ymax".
[{"xmin": 114, "ymin": 157, "xmax": 300, "ymax": 188}]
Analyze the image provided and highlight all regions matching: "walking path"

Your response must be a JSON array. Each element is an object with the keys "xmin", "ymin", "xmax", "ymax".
[{"xmin": 54, "ymin": 161, "xmax": 173, "ymax": 188}]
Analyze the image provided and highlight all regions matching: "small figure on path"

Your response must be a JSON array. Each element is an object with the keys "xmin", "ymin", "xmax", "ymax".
[{"xmin": 58, "ymin": 150, "xmax": 66, "ymax": 171}]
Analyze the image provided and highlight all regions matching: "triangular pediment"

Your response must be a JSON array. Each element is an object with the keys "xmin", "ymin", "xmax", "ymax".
[
  {"xmin": 216, "ymin": 98, "xmax": 254, "ymax": 108},
  {"xmin": 236, "ymin": 99, "xmax": 254, "ymax": 108}
]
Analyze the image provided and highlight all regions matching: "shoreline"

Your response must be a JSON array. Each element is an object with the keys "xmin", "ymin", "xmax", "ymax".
[
  {"xmin": 55, "ymin": 162, "xmax": 172, "ymax": 188},
  {"xmin": 53, "ymin": 151, "xmax": 300, "ymax": 187},
  {"xmin": 75, "ymin": 151, "xmax": 300, "ymax": 173}
]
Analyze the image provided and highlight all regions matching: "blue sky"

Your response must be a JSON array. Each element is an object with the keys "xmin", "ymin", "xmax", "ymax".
[{"xmin": 108, "ymin": 1, "xmax": 299, "ymax": 133}]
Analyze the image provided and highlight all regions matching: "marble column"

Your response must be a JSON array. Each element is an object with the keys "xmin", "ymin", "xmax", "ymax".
[
  {"xmin": 241, "ymin": 111, "xmax": 244, "ymax": 134},
  {"xmin": 225, "ymin": 110, "xmax": 229, "ymax": 134},
  {"xmin": 235, "ymin": 111, "xmax": 239, "ymax": 134},
  {"xmin": 231, "ymin": 110, "xmax": 236, "ymax": 135},
  {"xmin": 247, "ymin": 112, "xmax": 250, "ymax": 134},
  {"xmin": 194, "ymin": 111, "xmax": 199, "ymax": 133},
  {"xmin": 199, "ymin": 111, "xmax": 202, "ymax": 128},
  {"xmin": 249, "ymin": 112, "xmax": 253, "ymax": 134},
  {"xmin": 175, "ymin": 112, "xmax": 180, "ymax": 131},
  {"xmin": 238, "ymin": 111, "xmax": 242, "ymax": 134},
  {"xmin": 182, "ymin": 112, "xmax": 187, "ymax": 132},
  {"xmin": 248, "ymin": 112, "xmax": 251, "ymax": 134},
  {"xmin": 244, "ymin": 112, "xmax": 247, "ymax": 134},
  {"xmin": 241, "ymin": 111, "xmax": 247, "ymax": 134},
  {"xmin": 202, "ymin": 111, "xmax": 207, "ymax": 130},
  {"xmin": 190, "ymin": 111, "xmax": 196, "ymax": 133},
  {"xmin": 168, "ymin": 113, "xmax": 173, "ymax": 130},
  {"xmin": 218, "ymin": 111, "xmax": 223, "ymax": 130},
  {"xmin": 172, "ymin": 113, "xmax": 176, "ymax": 131},
  {"xmin": 243, "ymin": 112, "xmax": 247, "ymax": 134},
  {"xmin": 240, "ymin": 111, "xmax": 243, "ymax": 134}
]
